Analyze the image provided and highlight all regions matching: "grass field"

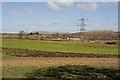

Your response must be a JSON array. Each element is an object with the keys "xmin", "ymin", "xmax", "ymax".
[{"xmin": 2, "ymin": 39, "xmax": 118, "ymax": 54}]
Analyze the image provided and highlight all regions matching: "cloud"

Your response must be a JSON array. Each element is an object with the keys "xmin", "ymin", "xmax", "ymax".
[
  {"xmin": 104, "ymin": 2, "xmax": 118, "ymax": 8},
  {"xmin": 26, "ymin": 9, "xmax": 34, "ymax": 15},
  {"xmin": 97, "ymin": 21, "xmax": 117, "ymax": 28},
  {"xmin": 56, "ymin": 0, "xmax": 73, "ymax": 7},
  {"xmin": 48, "ymin": 0, "xmax": 73, "ymax": 11},
  {"xmin": 11, "ymin": 11, "xmax": 21, "ymax": 16},
  {"xmin": 100, "ymin": 22, "xmax": 110, "ymax": 26},
  {"xmin": 11, "ymin": 9, "xmax": 35, "ymax": 16},
  {"xmin": 77, "ymin": 2, "xmax": 98, "ymax": 12},
  {"xmin": 48, "ymin": 1, "xmax": 60, "ymax": 11},
  {"xmin": 53, "ymin": 20, "xmax": 63, "ymax": 24},
  {"xmin": 102, "ymin": 0, "xmax": 119, "ymax": 2}
]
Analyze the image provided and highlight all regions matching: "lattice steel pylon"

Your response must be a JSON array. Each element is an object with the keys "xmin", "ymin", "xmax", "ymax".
[
  {"xmin": 76, "ymin": 14, "xmax": 88, "ymax": 39},
  {"xmin": 76, "ymin": 14, "xmax": 87, "ymax": 33},
  {"xmin": 80, "ymin": 18, "xmax": 86, "ymax": 32}
]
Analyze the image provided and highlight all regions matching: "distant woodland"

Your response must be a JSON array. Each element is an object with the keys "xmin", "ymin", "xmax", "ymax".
[{"xmin": 1, "ymin": 30, "xmax": 120, "ymax": 40}]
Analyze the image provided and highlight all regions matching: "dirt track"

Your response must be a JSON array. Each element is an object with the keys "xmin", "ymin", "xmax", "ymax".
[{"xmin": 2, "ymin": 57, "xmax": 119, "ymax": 68}]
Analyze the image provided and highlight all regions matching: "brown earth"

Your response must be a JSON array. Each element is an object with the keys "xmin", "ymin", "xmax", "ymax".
[
  {"xmin": 2, "ymin": 48, "xmax": 119, "ymax": 58},
  {"xmin": 2, "ymin": 48, "xmax": 119, "ymax": 68},
  {"xmin": 2, "ymin": 57, "xmax": 119, "ymax": 68}
]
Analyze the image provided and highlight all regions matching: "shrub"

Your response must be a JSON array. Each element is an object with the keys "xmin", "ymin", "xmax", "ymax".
[{"xmin": 25, "ymin": 65, "xmax": 120, "ymax": 79}]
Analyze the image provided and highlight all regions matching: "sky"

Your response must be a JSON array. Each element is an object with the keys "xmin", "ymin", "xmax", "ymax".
[{"xmin": 2, "ymin": 0, "xmax": 118, "ymax": 33}]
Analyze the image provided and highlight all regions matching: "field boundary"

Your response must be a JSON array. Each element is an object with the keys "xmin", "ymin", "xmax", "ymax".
[{"xmin": 2, "ymin": 48, "xmax": 119, "ymax": 58}]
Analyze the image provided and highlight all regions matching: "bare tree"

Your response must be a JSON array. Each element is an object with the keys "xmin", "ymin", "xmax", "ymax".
[{"xmin": 18, "ymin": 31, "xmax": 25, "ymax": 39}]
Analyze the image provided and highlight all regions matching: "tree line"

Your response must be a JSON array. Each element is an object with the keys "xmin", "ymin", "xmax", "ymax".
[{"xmin": 2, "ymin": 30, "xmax": 120, "ymax": 40}]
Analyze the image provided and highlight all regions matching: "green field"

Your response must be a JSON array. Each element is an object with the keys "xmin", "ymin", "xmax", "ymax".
[{"xmin": 2, "ymin": 39, "xmax": 118, "ymax": 54}]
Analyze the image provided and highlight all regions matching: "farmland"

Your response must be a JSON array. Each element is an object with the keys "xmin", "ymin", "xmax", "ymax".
[
  {"xmin": 2, "ymin": 39, "xmax": 119, "ymax": 54},
  {"xmin": 2, "ymin": 39, "xmax": 119, "ymax": 79},
  {"xmin": 2, "ymin": 1, "xmax": 119, "ymax": 79},
  {"xmin": 2, "ymin": 56, "xmax": 119, "ymax": 78}
]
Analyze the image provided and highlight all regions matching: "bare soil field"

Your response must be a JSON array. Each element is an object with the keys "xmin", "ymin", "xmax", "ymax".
[
  {"xmin": 2, "ymin": 57, "xmax": 119, "ymax": 68},
  {"xmin": 2, "ymin": 48, "xmax": 119, "ymax": 58},
  {"xmin": 2, "ymin": 48, "xmax": 119, "ymax": 68}
]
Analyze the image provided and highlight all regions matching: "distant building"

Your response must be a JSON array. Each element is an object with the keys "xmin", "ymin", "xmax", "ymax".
[
  {"xmin": 56, "ymin": 37, "xmax": 80, "ymax": 41},
  {"xmin": 69, "ymin": 38, "xmax": 80, "ymax": 40}
]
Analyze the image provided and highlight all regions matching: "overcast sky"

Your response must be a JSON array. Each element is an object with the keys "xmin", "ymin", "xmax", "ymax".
[{"xmin": 2, "ymin": 0, "xmax": 118, "ymax": 33}]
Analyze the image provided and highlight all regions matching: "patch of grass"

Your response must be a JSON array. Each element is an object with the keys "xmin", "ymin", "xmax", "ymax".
[
  {"xmin": 2, "ymin": 53, "xmax": 16, "ymax": 60},
  {"xmin": 25, "ymin": 65, "xmax": 120, "ymax": 79},
  {"xmin": 2, "ymin": 39, "xmax": 118, "ymax": 54},
  {"xmin": 2, "ymin": 66, "xmax": 38, "ymax": 78}
]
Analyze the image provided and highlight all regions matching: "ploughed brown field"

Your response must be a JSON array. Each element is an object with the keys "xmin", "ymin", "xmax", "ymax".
[
  {"xmin": 3, "ymin": 57, "xmax": 119, "ymax": 68},
  {"xmin": 2, "ymin": 48, "xmax": 119, "ymax": 79},
  {"xmin": 2, "ymin": 48, "xmax": 119, "ymax": 58},
  {"xmin": 2, "ymin": 47, "xmax": 119, "ymax": 68}
]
